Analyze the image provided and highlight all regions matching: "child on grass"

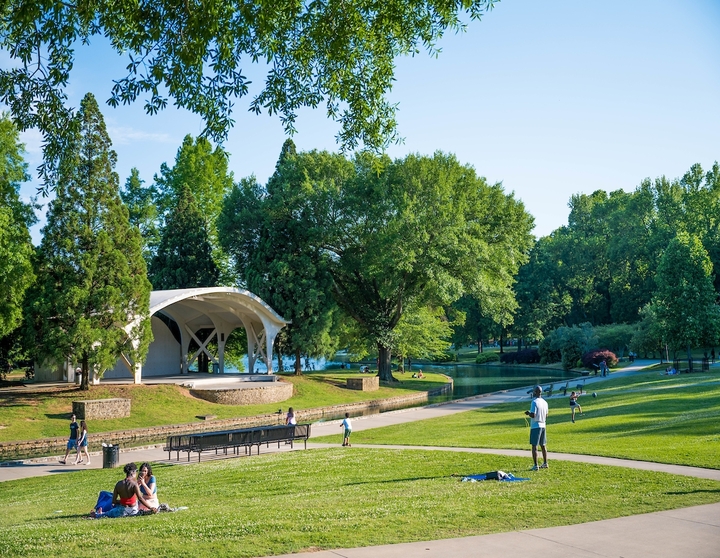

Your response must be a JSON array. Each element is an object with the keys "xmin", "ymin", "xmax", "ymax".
[
  {"xmin": 569, "ymin": 391, "xmax": 582, "ymax": 423},
  {"xmin": 341, "ymin": 413, "xmax": 352, "ymax": 447}
]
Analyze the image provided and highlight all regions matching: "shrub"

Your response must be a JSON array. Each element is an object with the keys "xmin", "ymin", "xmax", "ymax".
[
  {"xmin": 581, "ymin": 349, "xmax": 618, "ymax": 370},
  {"xmin": 499, "ymin": 348, "xmax": 540, "ymax": 364},
  {"xmin": 594, "ymin": 324, "xmax": 635, "ymax": 356},
  {"xmin": 539, "ymin": 323, "xmax": 597, "ymax": 370},
  {"xmin": 475, "ymin": 352, "xmax": 500, "ymax": 364}
]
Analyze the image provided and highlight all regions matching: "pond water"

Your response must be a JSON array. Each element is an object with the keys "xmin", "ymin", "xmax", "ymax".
[
  {"xmin": 227, "ymin": 356, "xmax": 575, "ymax": 400},
  {"xmin": 414, "ymin": 363, "xmax": 575, "ymax": 399}
]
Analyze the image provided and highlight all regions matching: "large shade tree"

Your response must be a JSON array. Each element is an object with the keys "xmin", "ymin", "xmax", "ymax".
[
  {"xmin": 0, "ymin": 1, "xmax": 497, "ymax": 191},
  {"xmin": 25, "ymin": 93, "xmax": 152, "ymax": 390},
  {"xmin": 251, "ymin": 150, "xmax": 534, "ymax": 381}
]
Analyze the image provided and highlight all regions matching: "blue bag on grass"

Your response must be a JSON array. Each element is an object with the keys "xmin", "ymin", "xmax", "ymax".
[{"xmin": 94, "ymin": 490, "xmax": 114, "ymax": 512}]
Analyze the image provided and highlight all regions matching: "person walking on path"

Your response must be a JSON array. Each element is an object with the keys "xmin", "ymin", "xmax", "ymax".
[
  {"xmin": 341, "ymin": 413, "xmax": 352, "ymax": 447},
  {"xmin": 525, "ymin": 385, "xmax": 549, "ymax": 470},
  {"xmin": 74, "ymin": 420, "xmax": 90, "ymax": 465},
  {"xmin": 59, "ymin": 413, "xmax": 79, "ymax": 464},
  {"xmin": 569, "ymin": 391, "xmax": 582, "ymax": 423}
]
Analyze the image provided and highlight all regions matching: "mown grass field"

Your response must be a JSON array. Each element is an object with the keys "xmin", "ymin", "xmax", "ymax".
[
  {"xmin": 1, "ymin": 448, "xmax": 719, "ymax": 558},
  {"xmin": 0, "ymin": 371, "xmax": 447, "ymax": 443},
  {"xmin": 315, "ymin": 371, "xmax": 720, "ymax": 469}
]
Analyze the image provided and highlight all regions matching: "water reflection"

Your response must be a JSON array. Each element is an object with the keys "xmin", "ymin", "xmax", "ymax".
[
  {"xmin": 418, "ymin": 363, "xmax": 575, "ymax": 399},
  {"xmin": 231, "ymin": 354, "xmax": 575, "ymax": 400}
]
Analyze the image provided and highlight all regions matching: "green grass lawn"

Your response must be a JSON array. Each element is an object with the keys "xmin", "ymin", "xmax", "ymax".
[
  {"xmin": 0, "ymin": 371, "xmax": 448, "ymax": 443},
  {"xmin": 1, "ymin": 448, "xmax": 719, "ymax": 558},
  {"xmin": 315, "ymin": 371, "xmax": 720, "ymax": 469}
]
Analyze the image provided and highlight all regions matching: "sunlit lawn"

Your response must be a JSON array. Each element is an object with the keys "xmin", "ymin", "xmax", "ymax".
[
  {"xmin": 0, "ymin": 371, "xmax": 448, "ymax": 444},
  {"xmin": 1, "ymin": 448, "xmax": 719, "ymax": 558},
  {"xmin": 316, "ymin": 372, "xmax": 720, "ymax": 469}
]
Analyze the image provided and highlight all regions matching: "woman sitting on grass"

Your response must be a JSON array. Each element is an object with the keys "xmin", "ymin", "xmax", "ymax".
[
  {"xmin": 138, "ymin": 462, "xmax": 159, "ymax": 511},
  {"xmin": 93, "ymin": 462, "xmax": 157, "ymax": 518}
]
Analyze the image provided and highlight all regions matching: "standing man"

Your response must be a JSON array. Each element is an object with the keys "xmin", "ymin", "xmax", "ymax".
[
  {"xmin": 59, "ymin": 413, "xmax": 79, "ymax": 464},
  {"xmin": 525, "ymin": 385, "xmax": 548, "ymax": 470}
]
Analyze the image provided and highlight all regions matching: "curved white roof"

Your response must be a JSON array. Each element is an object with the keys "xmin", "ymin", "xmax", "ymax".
[{"xmin": 148, "ymin": 287, "xmax": 289, "ymax": 330}]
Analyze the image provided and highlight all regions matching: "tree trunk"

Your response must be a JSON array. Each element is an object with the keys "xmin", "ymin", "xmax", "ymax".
[
  {"xmin": 517, "ymin": 338, "xmax": 523, "ymax": 352},
  {"xmin": 277, "ymin": 351, "xmax": 284, "ymax": 374},
  {"xmin": 499, "ymin": 330, "xmax": 504, "ymax": 354},
  {"xmin": 80, "ymin": 354, "xmax": 89, "ymax": 391},
  {"xmin": 477, "ymin": 339, "xmax": 482, "ymax": 353},
  {"xmin": 294, "ymin": 348, "xmax": 302, "ymax": 376},
  {"xmin": 407, "ymin": 357, "xmax": 412, "ymax": 372},
  {"xmin": 377, "ymin": 344, "xmax": 396, "ymax": 382}
]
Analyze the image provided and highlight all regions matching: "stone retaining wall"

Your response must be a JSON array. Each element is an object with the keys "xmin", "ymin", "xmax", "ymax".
[
  {"xmin": 346, "ymin": 377, "xmax": 379, "ymax": 391},
  {"xmin": 73, "ymin": 398, "xmax": 131, "ymax": 420},
  {"xmin": 190, "ymin": 382, "xmax": 294, "ymax": 405},
  {"xmin": 0, "ymin": 378, "xmax": 452, "ymax": 460}
]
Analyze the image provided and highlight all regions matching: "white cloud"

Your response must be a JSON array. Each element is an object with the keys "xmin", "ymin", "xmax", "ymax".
[{"xmin": 107, "ymin": 126, "xmax": 174, "ymax": 145}]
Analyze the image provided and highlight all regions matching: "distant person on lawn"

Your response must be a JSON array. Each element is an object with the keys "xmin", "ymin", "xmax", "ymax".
[
  {"xmin": 94, "ymin": 462, "xmax": 157, "ymax": 518},
  {"xmin": 341, "ymin": 413, "xmax": 352, "ymax": 447},
  {"xmin": 569, "ymin": 391, "xmax": 582, "ymax": 423},
  {"xmin": 525, "ymin": 385, "xmax": 549, "ymax": 470},
  {"xmin": 59, "ymin": 413, "xmax": 78, "ymax": 464}
]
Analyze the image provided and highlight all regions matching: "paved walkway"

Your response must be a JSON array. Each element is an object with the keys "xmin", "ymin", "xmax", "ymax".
[{"xmin": 3, "ymin": 361, "xmax": 720, "ymax": 557}]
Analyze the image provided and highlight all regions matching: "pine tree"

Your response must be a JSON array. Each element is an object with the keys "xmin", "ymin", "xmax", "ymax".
[
  {"xmin": 25, "ymin": 93, "xmax": 152, "ymax": 390},
  {"xmin": 120, "ymin": 167, "xmax": 160, "ymax": 265},
  {"xmin": 0, "ymin": 114, "xmax": 35, "ymax": 340},
  {"xmin": 150, "ymin": 185, "xmax": 219, "ymax": 290}
]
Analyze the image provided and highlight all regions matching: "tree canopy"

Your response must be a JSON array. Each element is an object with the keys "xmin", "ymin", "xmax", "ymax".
[
  {"xmin": 24, "ymin": 93, "xmax": 152, "ymax": 389},
  {"xmin": 0, "ymin": 114, "xmax": 35, "ymax": 339},
  {"xmin": 0, "ymin": 0, "xmax": 497, "ymax": 190}
]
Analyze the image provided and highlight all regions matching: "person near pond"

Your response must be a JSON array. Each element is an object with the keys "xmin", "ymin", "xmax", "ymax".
[
  {"xmin": 341, "ymin": 413, "xmax": 352, "ymax": 447},
  {"xmin": 525, "ymin": 385, "xmax": 549, "ymax": 470},
  {"xmin": 600, "ymin": 359, "xmax": 609, "ymax": 377},
  {"xmin": 93, "ymin": 462, "xmax": 157, "ymax": 517},
  {"xmin": 286, "ymin": 407, "xmax": 297, "ymax": 426},
  {"xmin": 138, "ymin": 462, "xmax": 159, "ymax": 511},
  {"xmin": 59, "ymin": 413, "xmax": 78, "ymax": 464},
  {"xmin": 569, "ymin": 391, "xmax": 582, "ymax": 423},
  {"xmin": 74, "ymin": 420, "xmax": 90, "ymax": 465}
]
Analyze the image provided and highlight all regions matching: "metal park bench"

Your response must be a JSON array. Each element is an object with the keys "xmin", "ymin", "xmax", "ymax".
[{"xmin": 164, "ymin": 424, "xmax": 312, "ymax": 462}]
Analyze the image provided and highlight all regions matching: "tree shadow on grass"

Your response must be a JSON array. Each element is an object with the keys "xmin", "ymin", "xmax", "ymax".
[{"xmin": 664, "ymin": 489, "xmax": 720, "ymax": 496}]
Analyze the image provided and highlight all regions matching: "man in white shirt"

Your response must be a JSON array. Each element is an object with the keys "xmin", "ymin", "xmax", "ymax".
[{"xmin": 525, "ymin": 385, "xmax": 549, "ymax": 470}]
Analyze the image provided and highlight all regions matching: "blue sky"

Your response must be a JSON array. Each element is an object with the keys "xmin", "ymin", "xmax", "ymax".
[{"xmin": 12, "ymin": 0, "xmax": 720, "ymax": 243}]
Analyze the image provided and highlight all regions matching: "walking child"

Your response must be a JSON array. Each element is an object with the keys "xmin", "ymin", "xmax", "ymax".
[
  {"xmin": 341, "ymin": 412, "xmax": 352, "ymax": 447},
  {"xmin": 569, "ymin": 391, "xmax": 582, "ymax": 423}
]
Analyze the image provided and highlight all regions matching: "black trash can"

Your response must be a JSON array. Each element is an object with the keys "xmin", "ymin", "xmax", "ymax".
[{"xmin": 102, "ymin": 444, "xmax": 120, "ymax": 469}]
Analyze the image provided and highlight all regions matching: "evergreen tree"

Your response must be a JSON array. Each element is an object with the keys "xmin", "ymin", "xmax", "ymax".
[
  {"xmin": 120, "ymin": 167, "xmax": 160, "ymax": 265},
  {"xmin": 651, "ymin": 232, "xmax": 720, "ymax": 360},
  {"xmin": 154, "ymin": 135, "xmax": 234, "ymax": 283},
  {"xmin": 0, "ymin": 114, "xmax": 35, "ymax": 339},
  {"xmin": 150, "ymin": 185, "xmax": 219, "ymax": 290},
  {"xmin": 25, "ymin": 93, "xmax": 152, "ymax": 390},
  {"xmin": 219, "ymin": 140, "xmax": 339, "ymax": 374}
]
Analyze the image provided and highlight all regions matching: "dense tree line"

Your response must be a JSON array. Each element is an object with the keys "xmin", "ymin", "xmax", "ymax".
[{"xmin": 460, "ymin": 162, "xmax": 720, "ymax": 362}]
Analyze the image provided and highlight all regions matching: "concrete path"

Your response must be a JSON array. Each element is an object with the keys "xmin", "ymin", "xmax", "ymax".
[{"xmin": 3, "ymin": 360, "xmax": 720, "ymax": 556}]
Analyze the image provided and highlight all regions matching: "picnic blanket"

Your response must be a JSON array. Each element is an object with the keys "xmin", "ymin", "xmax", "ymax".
[{"xmin": 461, "ymin": 471, "xmax": 530, "ymax": 482}]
